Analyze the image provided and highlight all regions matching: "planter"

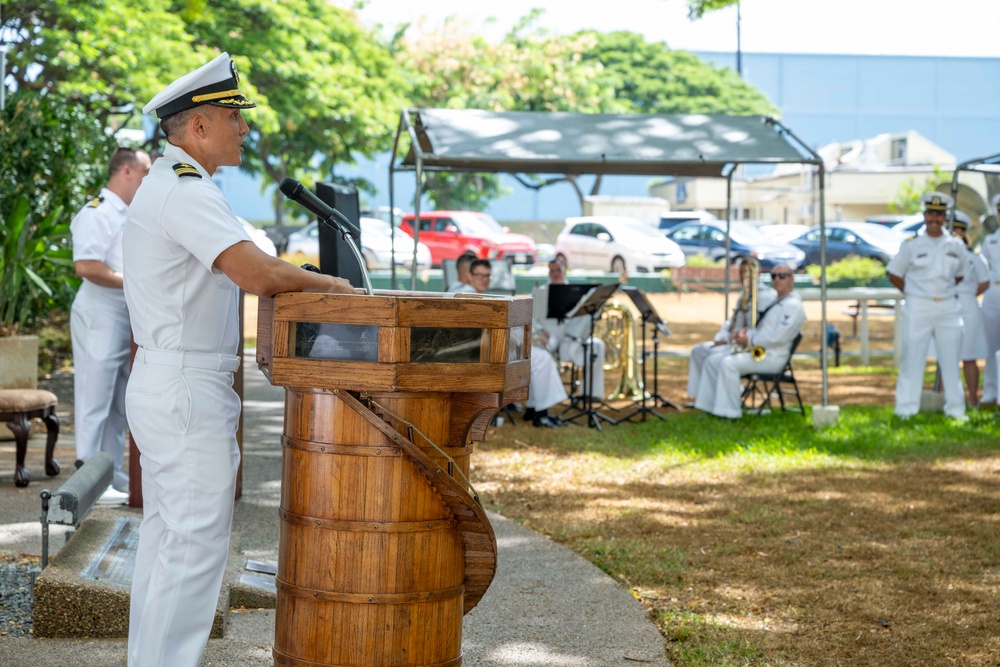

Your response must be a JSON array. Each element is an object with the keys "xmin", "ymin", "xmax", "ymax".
[{"xmin": 0, "ymin": 335, "xmax": 39, "ymax": 440}]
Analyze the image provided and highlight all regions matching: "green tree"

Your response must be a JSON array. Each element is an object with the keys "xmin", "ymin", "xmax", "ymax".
[
  {"xmin": 686, "ymin": 0, "xmax": 741, "ymax": 19},
  {"xmin": 3, "ymin": 0, "xmax": 409, "ymax": 223},
  {"xmin": 888, "ymin": 166, "xmax": 950, "ymax": 214},
  {"xmin": 172, "ymin": 0, "xmax": 409, "ymax": 223},
  {"xmin": 580, "ymin": 30, "xmax": 777, "ymax": 116},
  {"xmin": 0, "ymin": 91, "xmax": 116, "ymax": 333},
  {"xmin": 397, "ymin": 14, "xmax": 619, "ymax": 211},
  {"xmin": 398, "ymin": 15, "xmax": 778, "ymax": 212}
]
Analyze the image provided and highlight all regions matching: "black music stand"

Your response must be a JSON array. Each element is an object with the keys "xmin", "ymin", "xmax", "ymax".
[
  {"xmin": 561, "ymin": 283, "xmax": 620, "ymax": 430},
  {"xmin": 618, "ymin": 286, "xmax": 679, "ymax": 422},
  {"xmin": 546, "ymin": 283, "xmax": 598, "ymax": 411}
]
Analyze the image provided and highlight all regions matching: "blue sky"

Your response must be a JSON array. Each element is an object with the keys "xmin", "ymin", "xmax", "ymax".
[{"xmin": 354, "ymin": 0, "xmax": 1000, "ymax": 58}]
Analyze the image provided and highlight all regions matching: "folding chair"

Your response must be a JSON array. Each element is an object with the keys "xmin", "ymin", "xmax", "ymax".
[{"xmin": 740, "ymin": 332, "xmax": 805, "ymax": 416}]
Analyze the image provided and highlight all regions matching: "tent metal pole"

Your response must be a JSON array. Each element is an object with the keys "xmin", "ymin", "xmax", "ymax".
[
  {"xmin": 724, "ymin": 173, "xmax": 733, "ymax": 318},
  {"xmin": 818, "ymin": 164, "xmax": 829, "ymax": 406},
  {"xmin": 400, "ymin": 109, "xmax": 425, "ymax": 292}
]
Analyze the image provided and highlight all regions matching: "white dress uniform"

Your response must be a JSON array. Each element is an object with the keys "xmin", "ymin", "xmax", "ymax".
[
  {"xmin": 532, "ymin": 284, "xmax": 606, "ymax": 400},
  {"xmin": 978, "ymin": 229, "xmax": 1000, "ymax": 403},
  {"xmin": 69, "ymin": 188, "xmax": 131, "ymax": 491},
  {"xmin": 123, "ymin": 143, "xmax": 252, "ymax": 667},
  {"xmin": 886, "ymin": 231, "xmax": 966, "ymax": 418},
  {"xmin": 694, "ymin": 291, "xmax": 805, "ymax": 419},
  {"xmin": 957, "ymin": 244, "xmax": 989, "ymax": 361},
  {"xmin": 447, "ymin": 281, "xmax": 476, "ymax": 293},
  {"xmin": 687, "ymin": 282, "xmax": 776, "ymax": 398}
]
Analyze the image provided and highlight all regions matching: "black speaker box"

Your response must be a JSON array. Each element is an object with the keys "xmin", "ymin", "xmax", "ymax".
[{"xmin": 315, "ymin": 182, "xmax": 363, "ymax": 286}]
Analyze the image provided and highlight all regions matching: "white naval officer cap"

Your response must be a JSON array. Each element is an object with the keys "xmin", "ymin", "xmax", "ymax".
[
  {"xmin": 920, "ymin": 191, "xmax": 953, "ymax": 212},
  {"xmin": 952, "ymin": 209, "xmax": 970, "ymax": 230},
  {"xmin": 143, "ymin": 52, "xmax": 256, "ymax": 119}
]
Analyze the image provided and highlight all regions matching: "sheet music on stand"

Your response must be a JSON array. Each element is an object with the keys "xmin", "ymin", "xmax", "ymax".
[
  {"xmin": 546, "ymin": 283, "xmax": 597, "ymax": 321},
  {"xmin": 618, "ymin": 285, "xmax": 679, "ymax": 419},
  {"xmin": 621, "ymin": 286, "xmax": 671, "ymax": 337},
  {"xmin": 560, "ymin": 281, "xmax": 621, "ymax": 430},
  {"xmin": 566, "ymin": 282, "xmax": 619, "ymax": 319}
]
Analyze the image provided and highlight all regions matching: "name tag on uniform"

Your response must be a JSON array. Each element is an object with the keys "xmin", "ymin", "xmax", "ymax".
[
  {"xmin": 947, "ymin": 251, "xmax": 959, "ymax": 258},
  {"xmin": 916, "ymin": 253, "xmax": 928, "ymax": 258}
]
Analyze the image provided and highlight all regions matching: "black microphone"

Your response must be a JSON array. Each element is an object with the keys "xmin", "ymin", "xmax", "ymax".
[{"xmin": 278, "ymin": 178, "xmax": 360, "ymax": 239}]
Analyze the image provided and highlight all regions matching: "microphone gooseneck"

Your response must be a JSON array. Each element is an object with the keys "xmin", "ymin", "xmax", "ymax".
[{"xmin": 280, "ymin": 178, "xmax": 372, "ymax": 295}]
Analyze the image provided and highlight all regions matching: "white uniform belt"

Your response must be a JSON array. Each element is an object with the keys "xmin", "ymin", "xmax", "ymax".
[
  {"xmin": 909, "ymin": 294, "xmax": 955, "ymax": 302},
  {"xmin": 137, "ymin": 347, "xmax": 240, "ymax": 372}
]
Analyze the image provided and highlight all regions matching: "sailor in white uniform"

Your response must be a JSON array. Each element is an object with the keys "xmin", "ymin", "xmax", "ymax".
[
  {"xmin": 694, "ymin": 265, "xmax": 805, "ymax": 419},
  {"xmin": 532, "ymin": 260, "xmax": 607, "ymax": 402},
  {"xmin": 123, "ymin": 53, "xmax": 354, "ymax": 667},
  {"xmin": 951, "ymin": 212, "xmax": 990, "ymax": 408},
  {"xmin": 70, "ymin": 147, "xmax": 151, "ymax": 502},
  {"xmin": 886, "ymin": 192, "xmax": 966, "ymax": 419},
  {"xmin": 978, "ymin": 194, "xmax": 1000, "ymax": 404},
  {"xmin": 687, "ymin": 263, "xmax": 777, "ymax": 399},
  {"xmin": 465, "ymin": 259, "xmax": 567, "ymax": 426}
]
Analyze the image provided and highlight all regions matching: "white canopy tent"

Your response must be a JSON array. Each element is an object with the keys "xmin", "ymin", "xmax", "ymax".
[{"xmin": 388, "ymin": 109, "xmax": 837, "ymax": 404}]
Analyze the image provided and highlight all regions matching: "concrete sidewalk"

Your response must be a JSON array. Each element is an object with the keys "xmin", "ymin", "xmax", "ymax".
[{"xmin": 0, "ymin": 357, "xmax": 668, "ymax": 666}]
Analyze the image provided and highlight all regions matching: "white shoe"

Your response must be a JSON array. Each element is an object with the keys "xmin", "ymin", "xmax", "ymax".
[{"xmin": 96, "ymin": 487, "xmax": 129, "ymax": 505}]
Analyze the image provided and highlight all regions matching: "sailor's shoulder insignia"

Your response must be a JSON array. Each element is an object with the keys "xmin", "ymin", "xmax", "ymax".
[
  {"xmin": 172, "ymin": 162, "xmax": 201, "ymax": 179},
  {"xmin": 86, "ymin": 196, "xmax": 104, "ymax": 208},
  {"xmin": 906, "ymin": 233, "xmax": 917, "ymax": 241}
]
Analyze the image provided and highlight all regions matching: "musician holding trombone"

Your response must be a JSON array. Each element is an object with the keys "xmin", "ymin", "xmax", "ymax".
[
  {"xmin": 685, "ymin": 258, "xmax": 776, "ymax": 402},
  {"xmin": 693, "ymin": 264, "xmax": 805, "ymax": 419}
]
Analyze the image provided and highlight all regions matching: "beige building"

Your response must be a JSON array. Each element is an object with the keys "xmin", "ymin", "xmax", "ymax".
[{"xmin": 650, "ymin": 131, "xmax": 962, "ymax": 225}]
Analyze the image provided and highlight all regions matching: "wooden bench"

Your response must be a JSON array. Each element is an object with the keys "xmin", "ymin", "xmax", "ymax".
[
  {"xmin": 842, "ymin": 299, "xmax": 896, "ymax": 337},
  {"xmin": 0, "ymin": 388, "xmax": 60, "ymax": 487}
]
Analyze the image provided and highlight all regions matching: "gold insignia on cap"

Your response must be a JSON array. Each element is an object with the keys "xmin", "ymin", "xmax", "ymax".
[
  {"xmin": 192, "ymin": 89, "xmax": 242, "ymax": 103},
  {"xmin": 173, "ymin": 162, "xmax": 202, "ymax": 179}
]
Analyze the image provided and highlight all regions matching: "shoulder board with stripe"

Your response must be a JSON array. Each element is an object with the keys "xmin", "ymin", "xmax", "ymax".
[
  {"xmin": 172, "ymin": 162, "xmax": 201, "ymax": 179},
  {"xmin": 86, "ymin": 196, "xmax": 104, "ymax": 208}
]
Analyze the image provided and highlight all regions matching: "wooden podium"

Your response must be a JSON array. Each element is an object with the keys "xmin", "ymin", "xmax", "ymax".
[{"xmin": 256, "ymin": 289, "xmax": 532, "ymax": 667}]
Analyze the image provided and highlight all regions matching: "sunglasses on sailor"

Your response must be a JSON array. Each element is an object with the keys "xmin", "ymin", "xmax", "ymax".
[{"xmin": 771, "ymin": 272, "xmax": 791, "ymax": 280}]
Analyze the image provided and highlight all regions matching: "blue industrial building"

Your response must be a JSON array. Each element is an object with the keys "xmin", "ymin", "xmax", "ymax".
[{"xmin": 221, "ymin": 51, "xmax": 1000, "ymax": 225}]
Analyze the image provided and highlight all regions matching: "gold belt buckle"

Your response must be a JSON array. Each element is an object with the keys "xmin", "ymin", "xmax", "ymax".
[{"xmin": 933, "ymin": 297, "xmax": 944, "ymax": 302}]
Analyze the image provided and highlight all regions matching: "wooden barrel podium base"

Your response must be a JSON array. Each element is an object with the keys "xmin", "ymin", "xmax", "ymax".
[{"xmin": 275, "ymin": 388, "xmax": 477, "ymax": 667}]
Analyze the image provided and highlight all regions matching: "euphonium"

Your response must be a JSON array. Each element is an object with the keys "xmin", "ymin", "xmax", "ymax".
[
  {"xmin": 732, "ymin": 257, "xmax": 766, "ymax": 362},
  {"xmin": 595, "ymin": 299, "xmax": 644, "ymax": 400}
]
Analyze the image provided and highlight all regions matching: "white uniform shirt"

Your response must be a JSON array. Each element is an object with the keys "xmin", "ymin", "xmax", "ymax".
[
  {"xmin": 71, "ymin": 187, "xmax": 128, "ymax": 273},
  {"xmin": 981, "ymin": 230, "xmax": 1000, "ymax": 281},
  {"xmin": 123, "ymin": 144, "xmax": 252, "ymax": 355},
  {"xmin": 886, "ymin": 233, "xmax": 965, "ymax": 298},
  {"xmin": 720, "ymin": 282, "xmax": 778, "ymax": 342},
  {"xmin": 957, "ymin": 247, "xmax": 990, "ymax": 297},
  {"xmin": 748, "ymin": 291, "xmax": 806, "ymax": 355}
]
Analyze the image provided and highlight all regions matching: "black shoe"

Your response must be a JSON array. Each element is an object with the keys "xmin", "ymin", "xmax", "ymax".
[
  {"xmin": 533, "ymin": 415, "xmax": 569, "ymax": 428},
  {"xmin": 523, "ymin": 408, "xmax": 538, "ymax": 421}
]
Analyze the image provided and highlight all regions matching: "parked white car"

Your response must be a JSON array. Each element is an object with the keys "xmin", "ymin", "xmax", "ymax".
[
  {"xmin": 283, "ymin": 217, "xmax": 432, "ymax": 271},
  {"xmin": 554, "ymin": 216, "xmax": 686, "ymax": 273}
]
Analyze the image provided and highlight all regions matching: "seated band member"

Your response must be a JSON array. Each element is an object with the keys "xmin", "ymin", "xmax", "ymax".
[
  {"xmin": 467, "ymin": 259, "xmax": 567, "ymax": 427},
  {"xmin": 531, "ymin": 259, "xmax": 607, "ymax": 401},
  {"xmin": 694, "ymin": 264, "xmax": 805, "ymax": 419},
  {"xmin": 686, "ymin": 260, "xmax": 777, "ymax": 400},
  {"xmin": 447, "ymin": 252, "xmax": 477, "ymax": 293}
]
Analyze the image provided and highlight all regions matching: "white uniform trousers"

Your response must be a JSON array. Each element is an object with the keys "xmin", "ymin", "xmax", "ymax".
[
  {"xmin": 526, "ymin": 345, "xmax": 569, "ymax": 411},
  {"xmin": 958, "ymin": 292, "xmax": 988, "ymax": 361},
  {"xmin": 70, "ymin": 282, "xmax": 131, "ymax": 491},
  {"xmin": 895, "ymin": 297, "xmax": 964, "ymax": 419},
  {"xmin": 687, "ymin": 341, "xmax": 728, "ymax": 397},
  {"xmin": 694, "ymin": 349, "xmax": 788, "ymax": 419},
  {"xmin": 561, "ymin": 337, "xmax": 606, "ymax": 400},
  {"xmin": 980, "ymin": 286, "xmax": 1000, "ymax": 402},
  {"xmin": 126, "ymin": 357, "xmax": 241, "ymax": 667}
]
